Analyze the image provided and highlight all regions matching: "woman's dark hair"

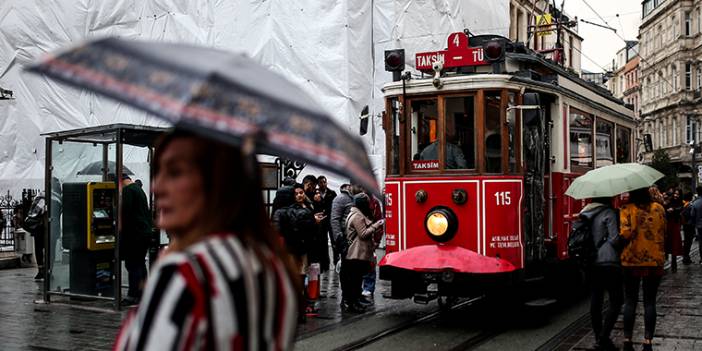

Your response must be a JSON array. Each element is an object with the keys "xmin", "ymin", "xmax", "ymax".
[
  {"xmin": 153, "ymin": 130, "xmax": 299, "ymax": 288},
  {"xmin": 683, "ymin": 192, "xmax": 693, "ymax": 202},
  {"xmin": 629, "ymin": 187, "xmax": 652, "ymax": 206},
  {"xmin": 353, "ymin": 193, "xmax": 373, "ymax": 218}
]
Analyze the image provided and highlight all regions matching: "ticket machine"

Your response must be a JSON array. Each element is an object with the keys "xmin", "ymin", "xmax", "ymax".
[{"xmin": 62, "ymin": 182, "xmax": 116, "ymax": 296}]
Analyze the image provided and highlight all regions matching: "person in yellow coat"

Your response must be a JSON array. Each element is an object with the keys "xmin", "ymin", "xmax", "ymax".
[{"xmin": 619, "ymin": 187, "xmax": 666, "ymax": 351}]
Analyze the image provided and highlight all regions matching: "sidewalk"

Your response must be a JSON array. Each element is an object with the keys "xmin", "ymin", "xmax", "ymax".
[
  {"xmin": 0, "ymin": 267, "xmax": 126, "ymax": 350},
  {"xmin": 566, "ymin": 250, "xmax": 702, "ymax": 351}
]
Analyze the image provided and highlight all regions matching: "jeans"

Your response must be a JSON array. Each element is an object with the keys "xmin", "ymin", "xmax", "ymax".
[
  {"xmin": 124, "ymin": 257, "xmax": 147, "ymax": 299},
  {"xmin": 623, "ymin": 271, "xmax": 662, "ymax": 340},
  {"xmin": 362, "ymin": 269, "xmax": 376, "ymax": 294},
  {"xmin": 589, "ymin": 266, "xmax": 623, "ymax": 342}
]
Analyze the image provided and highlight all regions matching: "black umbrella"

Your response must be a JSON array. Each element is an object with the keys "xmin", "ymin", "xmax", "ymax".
[
  {"xmin": 27, "ymin": 37, "xmax": 378, "ymax": 194},
  {"xmin": 77, "ymin": 161, "xmax": 134, "ymax": 176}
]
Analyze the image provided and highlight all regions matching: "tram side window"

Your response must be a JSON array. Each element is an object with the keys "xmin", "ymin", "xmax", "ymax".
[
  {"xmin": 485, "ymin": 92, "xmax": 502, "ymax": 173},
  {"xmin": 596, "ymin": 119, "xmax": 614, "ymax": 167},
  {"xmin": 507, "ymin": 93, "xmax": 517, "ymax": 173},
  {"xmin": 388, "ymin": 98, "xmax": 401, "ymax": 175},
  {"xmin": 570, "ymin": 109, "xmax": 594, "ymax": 169},
  {"xmin": 411, "ymin": 100, "xmax": 439, "ymax": 170},
  {"xmin": 617, "ymin": 126, "xmax": 632, "ymax": 163},
  {"xmin": 444, "ymin": 96, "xmax": 474, "ymax": 169}
]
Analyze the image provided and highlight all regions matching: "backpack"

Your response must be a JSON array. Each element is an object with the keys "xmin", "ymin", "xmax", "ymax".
[
  {"xmin": 567, "ymin": 208, "xmax": 605, "ymax": 266},
  {"xmin": 23, "ymin": 195, "xmax": 46, "ymax": 234}
]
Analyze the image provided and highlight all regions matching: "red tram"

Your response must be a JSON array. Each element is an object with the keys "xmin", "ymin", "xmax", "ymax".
[{"xmin": 377, "ymin": 32, "xmax": 635, "ymax": 306}]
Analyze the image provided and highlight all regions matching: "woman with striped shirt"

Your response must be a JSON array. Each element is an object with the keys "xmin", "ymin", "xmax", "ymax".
[{"xmin": 115, "ymin": 131, "xmax": 299, "ymax": 351}]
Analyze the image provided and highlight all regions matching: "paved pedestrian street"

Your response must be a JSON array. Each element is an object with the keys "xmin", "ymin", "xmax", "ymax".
[
  {"xmin": 1, "ymin": 251, "xmax": 702, "ymax": 350},
  {"xmin": 0, "ymin": 268, "xmax": 126, "ymax": 350}
]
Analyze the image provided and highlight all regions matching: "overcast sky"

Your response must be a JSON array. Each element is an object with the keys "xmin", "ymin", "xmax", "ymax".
[{"xmin": 561, "ymin": 0, "xmax": 642, "ymax": 73}]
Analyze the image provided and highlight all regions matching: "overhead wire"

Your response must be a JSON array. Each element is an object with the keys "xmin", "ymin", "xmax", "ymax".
[{"xmin": 579, "ymin": 0, "xmax": 675, "ymax": 91}]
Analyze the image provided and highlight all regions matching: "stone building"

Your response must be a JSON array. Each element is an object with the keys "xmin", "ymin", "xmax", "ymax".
[
  {"xmin": 638, "ymin": 0, "xmax": 702, "ymax": 187},
  {"xmin": 509, "ymin": 0, "xmax": 582, "ymax": 74}
]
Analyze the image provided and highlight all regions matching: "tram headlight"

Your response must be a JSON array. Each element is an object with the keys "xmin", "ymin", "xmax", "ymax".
[{"xmin": 424, "ymin": 206, "xmax": 458, "ymax": 243}]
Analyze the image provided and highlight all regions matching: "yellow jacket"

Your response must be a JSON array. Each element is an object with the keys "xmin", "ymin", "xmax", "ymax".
[{"xmin": 619, "ymin": 202, "xmax": 666, "ymax": 267}]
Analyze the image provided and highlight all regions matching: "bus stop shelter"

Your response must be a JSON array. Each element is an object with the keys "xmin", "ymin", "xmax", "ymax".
[{"xmin": 41, "ymin": 124, "xmax": 167, "ymax": 310}]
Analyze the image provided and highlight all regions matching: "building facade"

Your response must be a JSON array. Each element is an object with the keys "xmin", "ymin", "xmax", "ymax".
[
  {"xmin": 509, "ymin": 0, "xmax": 582, "ymax": 74},
  {"xmin": 608, "ymin": 42, "xmax": 641, "ymax": 123},
  {"xmin": 639, "ymin": 0, "xmax": 702, "ymax": 187}
]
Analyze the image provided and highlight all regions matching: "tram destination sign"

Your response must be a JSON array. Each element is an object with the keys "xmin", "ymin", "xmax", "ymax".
[{"xmin": 415, "ymin": 32, "xmax": 489, "ymax": 71}]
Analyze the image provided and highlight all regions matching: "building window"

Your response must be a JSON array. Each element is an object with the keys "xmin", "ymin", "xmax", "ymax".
[
  {"xmin": 697, "ymin": 65, "xmax": 701, "ymax": 90},
  {"xmin": 686, "ymin": 63, "xmax": 692, "ymax": 90},
  {"xmin": 688, "ymin": 116, "xmax": 698, "ymax": 144},
  {"xmin": 673, "ymin": 118, "xmax": 678, "ymax": 146},
  {"xmin": 686, "ymin": 11, "xmax": 692, "ymax": 36},
  {"xmin": 662, "ymin": 119, "xmax": 667, "ymax": 147},
  {"xmin": 672, "ymin": 66, "xmax": 678, "ymax": 91},
  {"xmin": 698, "ymin": 8, "xmax": 701, "ymax": 33}
]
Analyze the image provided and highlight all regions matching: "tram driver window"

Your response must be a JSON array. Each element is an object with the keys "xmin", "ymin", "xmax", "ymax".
[
  {"xmin": 485, "ymin": 92, "xmax": 502, "ymax": 173},
  {"xmin": 410, "ymin": 100, "xmax": 439, "ymax": 170},
  {"xmin": 444, "ymin": 96, "xmax": 474, "ymax": 169},
  {"xmin": 617, "ymin": 126, "xmax": 631, "ymax": 163},
  {"xmin": 570, "ymin": 109, "xmax": 594, "ymax": 169}
]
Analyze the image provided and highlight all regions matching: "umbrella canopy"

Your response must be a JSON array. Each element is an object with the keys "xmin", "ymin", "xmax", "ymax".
[
  {"xmin": 565, "ymin": 163, "xmax": 664, "ymax": 200},
  {"xmin": 27, "ymin": 37, "xmax": 378, "ymax": 194},
  {"xmin": 77, "ymin": 161, "xmax": 133, "ymax": 176},
  {"xmin": 379, "ymin": 245, "xmax": 517, "ymax": 274}
]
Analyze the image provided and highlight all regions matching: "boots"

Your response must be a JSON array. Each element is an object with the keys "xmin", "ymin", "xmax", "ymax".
[{"xmin": 34, "ymin": 266, "xmax": 44, "ymax": 280}]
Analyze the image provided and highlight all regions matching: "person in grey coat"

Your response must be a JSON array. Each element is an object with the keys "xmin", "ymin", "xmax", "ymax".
[
  {"xmin": 688, "ymin": 186, "xmax": 702, "ymax": 264},
  {"xmin": 330, "ymin": 184, "xmax": 359, "ymax": 264},
  {"xmin": 580, "ymin": 197, "xmax": 624, "ymax": 351}
]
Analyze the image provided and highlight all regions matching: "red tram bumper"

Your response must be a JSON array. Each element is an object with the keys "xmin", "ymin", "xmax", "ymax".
[{"xmin": 379, "ymin": 245, "xmax": 521, "ymax": 300}]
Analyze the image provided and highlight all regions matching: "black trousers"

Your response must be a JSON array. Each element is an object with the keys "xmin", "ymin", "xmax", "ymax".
[
  {"xmin": 33, "ymin": 232, "xmax": 44, "ymax": 266},
  {"xmin": 589, "ymin": 266, "xmax": 624, "ymax": 342},
  {"xmin": 683, "ymin": 225, "xmax": 696, "ymax": 260},
  {"xmin": 340, "ymin": 259, "xmax": 370, "ymax": 304},
  {"xmin": 623, "ymin": 272, "xmax": 662, "ymax": 340}
]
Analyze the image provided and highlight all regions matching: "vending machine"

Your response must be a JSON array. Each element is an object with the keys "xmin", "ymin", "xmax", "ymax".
[{"xmin": 62, "ymin": 182, "xmax": 116, "ymax": 297}]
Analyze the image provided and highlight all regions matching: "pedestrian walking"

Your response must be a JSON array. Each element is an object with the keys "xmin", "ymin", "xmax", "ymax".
[
  {"xmin": 115, "ymin": 131, "xmax": 299, "ymax": 350},
  {"xmin": 687, "ymin": 186, "xmax": 702, "ymax": 264},
  {"xmin": 620, "ymin": 187, "xmax": 667, "ymax": 351},
  {"xmin": 579, "ymin": 197, "xmax": 623, "ymax": 351},
  {"xmin": 681, "ymin": 192, "xmax": 696, "ymax": 265},
  {"xmin": 118, "ymin": 174, "xmax": 153, "ymax": 305},
  {"xmin": 22, "ymin": 192, "xmax": 46, "ymax": 280},
  {"xmin": 361, "ymin": 189, "xmax": 384, "ymax": 304},
  {"xmin": 663, "ymin": 188, "xmax": 683, "ymax": 272},
  {"xmin": 340, "ymin": 193, "xmax": 384, "ymax": 313},
  {"xmin": 317, "ymin": 175, "xmax": 337, "ymax": 271}
]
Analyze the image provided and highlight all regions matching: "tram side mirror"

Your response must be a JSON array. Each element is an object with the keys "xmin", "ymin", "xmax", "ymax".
[
  {"xmin": 359, "ymin": 105, "xmax": 370, "ymax": 136},
  {"xmin": 521, "ymin": 92, "xmax": 542, "ymax": 126}
]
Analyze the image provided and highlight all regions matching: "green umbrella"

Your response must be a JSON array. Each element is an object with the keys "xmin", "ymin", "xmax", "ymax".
[{"xmin": 565, "ymin": 163, "xmax": 664, "ymax": 200}]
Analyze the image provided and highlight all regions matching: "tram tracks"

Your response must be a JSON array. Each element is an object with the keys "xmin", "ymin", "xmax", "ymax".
[{"xmin": 331, "ymin": 296, "xmax": 488, "ymax": 351}]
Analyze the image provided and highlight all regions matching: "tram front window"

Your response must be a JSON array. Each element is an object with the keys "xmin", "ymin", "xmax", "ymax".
[
  {"xmin": 411, "ymin": 100, "xmax": 440, "ymax": 170},
  {"xmin": 444, "ymin": 96, "xmax": 474, "ymax": 170}
]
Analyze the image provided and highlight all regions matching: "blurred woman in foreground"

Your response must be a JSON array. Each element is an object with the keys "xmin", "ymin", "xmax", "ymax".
[{"xmin": 115, "ymin": 130, "xmax": 298, "ymax": 350}]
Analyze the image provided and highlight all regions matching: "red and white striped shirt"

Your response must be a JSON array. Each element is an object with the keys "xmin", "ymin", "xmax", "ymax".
[{"xmin": 114, "ymin": 233, "xmax": 297, "ymax": 351}]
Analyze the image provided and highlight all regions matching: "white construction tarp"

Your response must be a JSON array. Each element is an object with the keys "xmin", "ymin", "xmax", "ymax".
[{"xmin": 0, "ymin": 0, "xmax": 508, "ymax": 196}]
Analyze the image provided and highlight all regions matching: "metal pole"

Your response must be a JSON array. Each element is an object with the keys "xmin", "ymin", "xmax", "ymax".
[
  {"xmin": 114, "ymin": 130, "xmax": 123, "ymax": 310},
  {"xmin": 43, "ymin": 137, "xmax": 52, "ymax": 303}
]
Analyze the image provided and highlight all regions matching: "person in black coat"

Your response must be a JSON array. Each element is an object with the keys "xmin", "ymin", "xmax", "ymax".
[{"xmin": 580, "ymin": 197, "xmax": 624, "ymax": 351}]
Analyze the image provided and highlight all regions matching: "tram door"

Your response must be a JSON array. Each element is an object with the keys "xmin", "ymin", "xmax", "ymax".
[{"xmin": 521, "ymin": 92, "xmax": 548, "ymax": 264}]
